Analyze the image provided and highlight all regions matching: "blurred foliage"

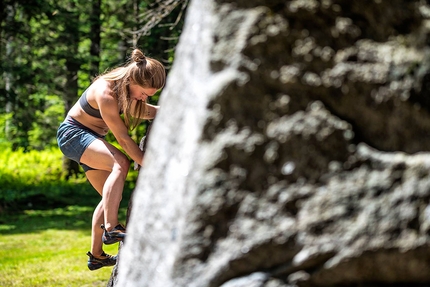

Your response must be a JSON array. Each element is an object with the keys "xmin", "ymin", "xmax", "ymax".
[
  {"xmin": 28, "ymin": 94, "xmax": 65, "ymax": 150},
  {"xmin": 0, "ymin": 0, "xmax": 186, "ymax": 151},
  {"xmin": 0, "ymin": 0, "xmax": 186, "ymax": 211}
]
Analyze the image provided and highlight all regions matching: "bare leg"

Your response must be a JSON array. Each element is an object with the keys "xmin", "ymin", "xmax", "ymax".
[
  {"xmin": 100, "ymin": 164, "xmax": 127, "ymax": 230},
  {"xmin": 80, "ymin": 138, "xmax": 130, "ymax": 254},
  {"xmin": 91, "ymin": 200, "xmax": 104, "ymax": 256},
  {"xmin": 86, "ymin": 169, "xmax": 110, "ymax": 257}
]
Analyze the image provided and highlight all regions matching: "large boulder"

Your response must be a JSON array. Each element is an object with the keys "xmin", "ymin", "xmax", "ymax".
[{"xmin": 116, "ymin": 0, "xmax": 430, "ymax": 286}]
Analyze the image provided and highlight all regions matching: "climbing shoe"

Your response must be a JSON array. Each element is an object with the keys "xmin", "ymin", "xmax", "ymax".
[
  {"xmin": 101, "ymin": 223, "xmax": 126, "ymax": 245},
  {"xmin": 87, "ymin": 251, "xmax": 117, "ymax": 271}
]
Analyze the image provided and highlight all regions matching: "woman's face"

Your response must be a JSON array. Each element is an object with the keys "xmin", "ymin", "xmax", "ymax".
[{"xmin": 129, "ymin": 84, "xmax": 158, "ymax": 101}]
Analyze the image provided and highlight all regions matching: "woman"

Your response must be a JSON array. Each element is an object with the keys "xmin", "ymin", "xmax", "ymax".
[{"xmin": 57, "ymin": 48, "xmax": 166, "ymax": 270}]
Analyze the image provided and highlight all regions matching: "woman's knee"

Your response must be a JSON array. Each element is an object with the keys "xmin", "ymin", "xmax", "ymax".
[{"xmin": 114, "ymin": 153, "xmax": 130, "ymax": 174}]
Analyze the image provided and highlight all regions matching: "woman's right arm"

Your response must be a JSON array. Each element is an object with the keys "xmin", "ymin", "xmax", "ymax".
[{"xmin": 98, "ymin": 91, "xmax": 145, "ymax": 166}]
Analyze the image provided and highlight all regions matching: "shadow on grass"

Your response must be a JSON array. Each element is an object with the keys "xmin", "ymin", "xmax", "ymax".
[
  {"xmin": 1, "ymin": 174, "xmax": 136, "ymax": 212},
  {"xmin": 0, "ymin": 204, "xmax": 130, "ymax": 235},
  {"xmin": 0, "ymin": 205, "xmax": 96, "ymax": 234},
  {"xmin": 0, "ymin": 182, "xmax": 132, "ymax": 235}
]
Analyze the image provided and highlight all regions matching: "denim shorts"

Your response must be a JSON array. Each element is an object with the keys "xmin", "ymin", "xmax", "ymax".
[{"xmin": 57, "ymin": 116, "xmax": 105, "ymax": 172}]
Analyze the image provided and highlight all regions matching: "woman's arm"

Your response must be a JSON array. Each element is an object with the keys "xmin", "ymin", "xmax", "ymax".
[
  {"xmin": 130, "ymin": 101, "xmax": 159, "ymax": 120},
  {"xmin": 144, "ymin": 103, "xmax": 159, "ymax": 120},
  {"xmin": 98, "ymin": 92, "xmax": 145, "ymax": 166}
]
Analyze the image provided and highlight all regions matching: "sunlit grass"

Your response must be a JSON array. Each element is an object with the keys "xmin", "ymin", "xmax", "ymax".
[
  {"xmin": 0, "ymin": 205, "xmax": 127, "ymax": 287},
  {"xmin": 0, "ymin": 146, "xmax": 134, "ymax": 286}
]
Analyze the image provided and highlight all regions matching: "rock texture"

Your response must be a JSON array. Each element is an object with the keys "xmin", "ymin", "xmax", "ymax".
[{"xmin": 116, "ymin": 0, "xmax": 430, "ymax": 286}]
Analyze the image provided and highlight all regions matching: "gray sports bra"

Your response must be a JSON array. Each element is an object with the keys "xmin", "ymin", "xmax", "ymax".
[{"xmin": 79, "ymin": 89, "xmax": 102, "ymax": 119}]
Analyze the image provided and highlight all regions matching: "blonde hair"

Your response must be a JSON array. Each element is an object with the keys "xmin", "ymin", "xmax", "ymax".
[{"xmin": 99, "ymin": 48, "xmax": 166, "ymax": 130}]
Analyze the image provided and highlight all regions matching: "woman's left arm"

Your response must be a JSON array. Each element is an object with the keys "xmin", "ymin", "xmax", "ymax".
[
  {"xmin": 131, "ymin": 102, "xmax": 159, "ymax": 120},
  {"xmin": 144, "ymin": 103, "xmax": 159, "ymax": 120}
]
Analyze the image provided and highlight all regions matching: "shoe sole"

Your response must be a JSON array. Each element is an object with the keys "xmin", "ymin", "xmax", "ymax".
[
  {"xmin": 102, "ymin": 235, "xmax": 123, "ymax": 245},
  {"xmin": 101, "ymin": 224, "xmax": 126, "ymax": 244},
  {"xmin": 88, "ymin": 262, "xmax": 104, "ymax": 271}
]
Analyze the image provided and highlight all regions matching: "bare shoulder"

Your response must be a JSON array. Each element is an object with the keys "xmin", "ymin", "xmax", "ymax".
[
  {"xmin": 89, "ymin": 79, "xmax": 116, "ymax": 107},
  {"xmin": 91, "ymin": 79, "xmax": 112, "ymax": 96}
]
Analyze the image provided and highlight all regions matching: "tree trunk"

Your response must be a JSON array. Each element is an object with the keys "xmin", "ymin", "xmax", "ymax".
[
  {"xmin": 3, "ymin": 5, "xmax": 15, "ymax": 146},
  {"xmin": 89, "ymin": 0, "xmax": 101, "ymax": 79},
  {"xmin": 61, "ymin": 4, "xmax": 82, "ymax": 178},
  {"xmin": 131, "ymin": 0, "xmax": 140, "ymax": 47}
]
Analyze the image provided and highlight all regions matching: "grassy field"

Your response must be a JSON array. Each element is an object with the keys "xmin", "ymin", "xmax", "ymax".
[
  {"xmin": 0, "ymin": 144, "xmax": 135, "ymax": 286},
  {"xmin": 0, "ymin": 205, "xmax": 127, "ymax": 287}
]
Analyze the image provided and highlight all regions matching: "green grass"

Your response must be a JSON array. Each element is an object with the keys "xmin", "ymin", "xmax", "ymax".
[
  {"xmin": 0, "ymin": 205, "xmax": 128, "ymax": 287},
  {"xmin": 0, "ymin": 144, "xmax": 137, "ymax": 286}
]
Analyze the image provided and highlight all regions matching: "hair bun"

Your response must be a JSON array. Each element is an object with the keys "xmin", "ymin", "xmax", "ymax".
[{"xmin": 132, "ymin": 49, "xmax": 146, "ymax": 64}]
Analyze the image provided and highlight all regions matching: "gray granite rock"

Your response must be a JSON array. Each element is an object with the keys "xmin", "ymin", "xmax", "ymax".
[{"xmin": 115, "ymin": 0, "xmax": 430, "ymax": 286}]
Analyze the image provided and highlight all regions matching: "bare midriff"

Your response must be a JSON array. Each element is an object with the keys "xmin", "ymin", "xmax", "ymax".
[{"xmin": 68, "ymin": 104, "xmax": 110, "ymax": 136}]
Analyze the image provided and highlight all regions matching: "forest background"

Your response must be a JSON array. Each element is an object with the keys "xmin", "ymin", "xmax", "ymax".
[{"xmin": 0, "ymin": 0, "xmax": 187, "ymax": 213}]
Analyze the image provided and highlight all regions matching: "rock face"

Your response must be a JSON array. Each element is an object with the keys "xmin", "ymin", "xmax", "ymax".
[{"xmin": 116, "ymin": 0, "xmax": 430, "ymax": 286}]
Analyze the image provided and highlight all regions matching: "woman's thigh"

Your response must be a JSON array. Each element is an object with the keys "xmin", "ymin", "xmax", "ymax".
[{"xmin": 80, "ymin": 138, "xmax": 129, "ymax": 172}]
